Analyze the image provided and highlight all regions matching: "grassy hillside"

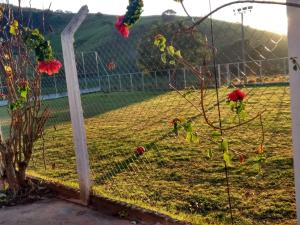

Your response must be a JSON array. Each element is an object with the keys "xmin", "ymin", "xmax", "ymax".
[{"xmin": 18, "ymin": 7, "xmax": 287, "ymax": 59}]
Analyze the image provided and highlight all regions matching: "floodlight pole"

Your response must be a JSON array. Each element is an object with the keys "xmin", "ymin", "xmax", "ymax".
[
  {"xmin": 234, "ymin": 6, "xmax": 253, "ymax": 76},
  {"xmin": 287, "ymin": 0, "xmax": 300, "ymax": 221},
  {"xmin": 61, "ymin": 5, "xmax": 90, "ymax": 205}
]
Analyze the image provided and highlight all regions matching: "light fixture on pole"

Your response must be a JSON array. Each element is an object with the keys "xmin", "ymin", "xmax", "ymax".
[{"xmin": 233, "ymin": 5, "xmax": 253, "ymax": 76}]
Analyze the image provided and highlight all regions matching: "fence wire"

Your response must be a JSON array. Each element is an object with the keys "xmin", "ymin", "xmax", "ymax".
[{"xmin": 13, "ymin": 2, "xmax": 297, "ymax": 225}]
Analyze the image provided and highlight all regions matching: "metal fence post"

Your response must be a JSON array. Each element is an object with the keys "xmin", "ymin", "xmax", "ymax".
[
  {"xmin": 95, "ymin": 52, "xmax": 101, "ymax": 91},
  {"xmin": 119, "ymin": 75, "xmax": 122, "ymax": 91},
  {"xmin": 259, "ymin": 60, "xmax": 263, "ymax": 83},
  {"xmin": 61, "ymin": 5, "xmax": 90, "ymax": 205},
  {"xmin": 287, "ymin": 1, "xmax": 300, "ymax": 220},
  {"xmin": 81, "ymin": 52, "xmax": 88, "ymax": 90},
  {"xmin": 226, "ymin": 64, "xmax": 230, "ymax": 86},
  {"xmin": 130, "ymin": 74, "xmax": 133, "ymax": 91},
  {"xmin": 168, "ymin": 69, "xmax": 171, "ymax": 89},
  {"xmin": 154, "ymin": 71, "xmax": 158, "ymax": 89},
  {"xmin": 237, "ymin": 63, "xmax": 240, "ymax": 80},
  {"xmin": 53, "ymin": 75, "xmax": 58, "ymax": 97},
  {"xmin": 107, "ymin": 75, "xmax": 111, "ymax": 92},
  {"xmin": 142, "ymin": 73, "xmax": 145, "ymax": 91},
  {"xmin": 218, "ymin": 64, "xmax": 221, "ymax": 87}
]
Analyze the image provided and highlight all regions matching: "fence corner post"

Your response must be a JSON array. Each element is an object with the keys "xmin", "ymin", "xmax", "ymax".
[
  {"xmin": 61, "ymin": 5, "xmax": 90, "ymax": 205},
  {"xmin": 287, "ymin": 0, "xmax": 300, "ymax": 221}
]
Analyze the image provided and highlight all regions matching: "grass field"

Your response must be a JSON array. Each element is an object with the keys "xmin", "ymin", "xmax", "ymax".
[{"xmin": 7, "ymin": 85, "xmax": 294, "ymax": 225}]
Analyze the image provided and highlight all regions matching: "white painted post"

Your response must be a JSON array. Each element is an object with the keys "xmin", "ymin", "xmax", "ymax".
[
  {"xmin": 287, "ymin": 1, "xmax": 300, "ymax": 221},
  {"xmin": 61, "ymin": 5, "xmax": 90, "ymax": 205}
]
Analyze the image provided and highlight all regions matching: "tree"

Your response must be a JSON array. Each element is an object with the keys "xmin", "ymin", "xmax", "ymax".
[{"xmin": 0, "ymin": 3, "xmax": 61, "ymax": 192}]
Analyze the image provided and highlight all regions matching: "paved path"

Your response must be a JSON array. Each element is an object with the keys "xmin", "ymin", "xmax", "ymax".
[{"xmin": 0, "ymin": 198, "xmax": 136, "ymax": 225}]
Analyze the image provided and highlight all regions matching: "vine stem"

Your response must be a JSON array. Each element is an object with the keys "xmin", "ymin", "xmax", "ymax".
[{"xmin": 207, "ymin": 0, "xmax": 234, "ymax": 223}]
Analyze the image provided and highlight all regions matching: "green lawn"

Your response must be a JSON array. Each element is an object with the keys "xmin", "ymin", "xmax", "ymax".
[{"xmin": 20, "ymin": 86, "xmax": 295, "ymax": 225}]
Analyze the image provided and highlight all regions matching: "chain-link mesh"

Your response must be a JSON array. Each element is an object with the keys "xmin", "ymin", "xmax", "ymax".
[{"xmin": 17, "ymin": 2, "xmax": 297, "ymax": 224}]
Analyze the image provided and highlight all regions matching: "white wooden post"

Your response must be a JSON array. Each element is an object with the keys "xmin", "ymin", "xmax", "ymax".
[
  {"xmin": 61, "ymin": 5, "xmax": 90, "ymax": 205},
  {"xmin": 287, "ymin": 1, "xmax": 300, "ymax": 220}
]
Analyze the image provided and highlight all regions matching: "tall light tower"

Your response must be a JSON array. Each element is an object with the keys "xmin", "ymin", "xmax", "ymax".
[{"xmin": 233, "ymin": 6, "xmax": 253, "ymax": 75}]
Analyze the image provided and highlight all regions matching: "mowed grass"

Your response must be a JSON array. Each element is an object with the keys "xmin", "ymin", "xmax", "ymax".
[{"xmin": 25, "ymin": 86, "xmax": 295, "ymax": 225}]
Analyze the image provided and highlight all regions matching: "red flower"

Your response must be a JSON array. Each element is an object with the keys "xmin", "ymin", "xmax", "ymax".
[
  {"xmin": 135, "ymin": 146, "xmax": 145, "ymax": 155},
  {"xmin": 17, "ymin": 79, "xmax": 29, "ymax": 89},
  {"xmin": 38, "ymin": 59, "xmax": 62, "ymax": 76},
  {"xmin": 115, "ymin": 16, "xmax": 129, "ymax": 38},
  {"xmin": 227, "ymin": 89, "xmax": 246, "ymax": 102},
  {"xmin": 171, "ymin": 118, "xmax": 181, "ymax": 125},
  {"xmin": 0, "ymin": 93, "xmax": 6, "ymax": 99}
]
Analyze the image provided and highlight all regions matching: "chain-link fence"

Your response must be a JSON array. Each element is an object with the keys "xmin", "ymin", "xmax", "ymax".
[{"xmin": 5, "ymin": 1, "xmax": 295, "ymax": 224}]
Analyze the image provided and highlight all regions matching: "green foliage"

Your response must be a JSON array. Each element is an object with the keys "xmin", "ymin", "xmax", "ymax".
[
  {"xmin": 23, "ymin": 28, "xmax": 54, "ymax": 61},
  {"xmin": 123, "ymin": 0, "xmax": 144, "ymax": 28},
  {"xmin": 138, "ymin": 20, "xmax": 210, "ymax": 72}
]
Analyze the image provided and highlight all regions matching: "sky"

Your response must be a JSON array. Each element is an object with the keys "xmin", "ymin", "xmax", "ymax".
[{"xmin": 6, "ymin": 0, "xmax": 288, "ymax": 34}]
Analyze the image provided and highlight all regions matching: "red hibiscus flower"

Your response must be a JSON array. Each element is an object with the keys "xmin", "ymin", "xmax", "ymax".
[
  {"xmin": 38, "ymin": 59, "xmax": 62, "ymax": 76},
  {"xmin": 115, "ymin": 16, "xmax": 129, "ymax": 38},
  {"xmin": 135, "ymin": 146, "xmax": 145, "ymax": 155},
  {"xmin": 227, "ymin": 89, "xmax": 246, "ymax": 102}
]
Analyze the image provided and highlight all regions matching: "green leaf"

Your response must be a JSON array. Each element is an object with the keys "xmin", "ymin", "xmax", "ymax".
[
  {"xmin": 20, "ymin": 89, "xmax": 28, "ymax": 98},
  {"xmin": 223, "ymin": 150, "xmax": 233, "ymax": 167},
  {"xmin": 161, "ymin": 53, "xmax": 167, "ymax": 64},
  {"xmin": 174, "ymin": 50, "xmax": 182, "ymax": 58},
  {"xmin": 220, "ymin": 139, "xmax": 229, "ymax": 152},
  {"xmin": 159, "ymin": 44, "xmax": 166, "ymax": 52},
  {"xmin": 167, "ymin": 45, "xmax": 175, "ymax": 56},
  {"xmin": 212, "ymin": 131, "xmax": 221, "ymax": 138},
  {"xmin": 207, "ymin": 149, "xmax": 213, "ymax": 159},
  {"xmin": 186, "ymin": 132, "xmax": 192, "ymax": 143},
  {"xmin": 191, "ymin": 133, "xmax": 199, "ymax": 143},
  {"xmin": 184, "ymin": 121, "xmax": 193, "ymax": 132},
  {"xmin": 169, "ymin": 60, "xmax": 176, "ymax": 65}
]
